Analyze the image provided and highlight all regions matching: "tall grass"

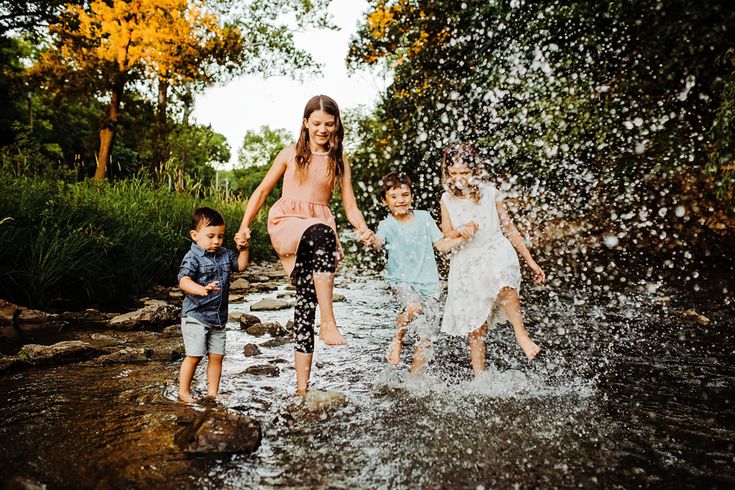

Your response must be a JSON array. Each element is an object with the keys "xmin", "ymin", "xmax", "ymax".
[{"xmin": 0, "ymin": 175, "xmax": 273, "ymax": 310}]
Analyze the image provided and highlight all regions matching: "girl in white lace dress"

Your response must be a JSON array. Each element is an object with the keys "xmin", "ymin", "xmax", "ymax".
[{"xmin": 439, "ymin": 144, "xmax": 546, "ymax": 376}]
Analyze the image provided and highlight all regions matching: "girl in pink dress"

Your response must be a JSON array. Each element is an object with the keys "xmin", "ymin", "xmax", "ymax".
[{"xmin": 235, "ymin": 95, "xmax": 372, "ymax": 396}]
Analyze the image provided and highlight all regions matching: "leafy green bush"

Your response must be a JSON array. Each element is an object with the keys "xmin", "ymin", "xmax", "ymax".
[{"xmin": 0, "ymin": 174, "xmax": 274, "ymax": 309}]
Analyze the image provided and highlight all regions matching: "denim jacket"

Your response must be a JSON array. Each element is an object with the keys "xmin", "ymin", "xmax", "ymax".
[{"xmin": 178, "ymin": 243, "xmax": 240, "ymax": 327}]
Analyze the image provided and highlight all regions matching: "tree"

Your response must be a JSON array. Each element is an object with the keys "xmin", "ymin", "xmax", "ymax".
[{"xmin": 237, "ymin": 125, "xmax": 293, "ymax": 168}]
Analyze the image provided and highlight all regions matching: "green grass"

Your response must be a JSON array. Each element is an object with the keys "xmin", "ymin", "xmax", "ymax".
[{"xmin": 0, "ymin": 174, "xmax": 274, "ymax": 309}]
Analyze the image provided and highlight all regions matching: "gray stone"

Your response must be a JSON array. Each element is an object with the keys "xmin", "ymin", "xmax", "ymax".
[
  {"xmin": 250, "ymin": 299, "xmax": 290, "ymax": 311},
  {"xmin": 161, "ymin": 324, "xmax": 181, "ymax": 338},
  {"xmin": 59, "ymin": 309, "xmax": 116, "ymax": 328},
  {"xmin": 238, "ymin": 313, "xmax": 262, "ymax": 328},
  {"xmin": 19, "ymin": 341, "xmax": 99, "ymax": 365},
  {"xmin": 261, "ymin": 337, "xmax": 292, "ymax": 348},
  {"xmin": 333, "ymin": 293, "xmax": 346, "ymax": 303},
  {"xmin": 250, "ymin": 282, "xmax": 279, "ymax": 292},
  {"xmin": 303, "ymin": 389, "xmax": 348, "ymax": 412},
  {"xmin": 276, "ymin": 290, "xmax": 295, "ymax": 298},
  {"xmin": 168, "ymin": 290, "xmax": 183, "ymax": 299},
  {"xmin": 228, "ymin": 294, "xmax": 244, "ymax": 303},
  {"xmin": 246, "ymin": 322, "xmax": 286, "ymax": 337},
  {"xmin": 242, "ymin": 343, "xmax": 261, "ymax": 357},
  {"xmin": 174, "ymin": 410, "xmax": 261, "ymax": 454},
  {"xmin": 142, "ymin": 299, "xmax": 168, "ymax": 307},
  {"xmin": 242, "ymin": 364, "xmax": 280, "ymax": 377},
  {"xmin": 230, "ymin": 278, "xmax": 250, "ymax": 291},
  {"xmin": 109, "ymin": 304, "xmax": 179, "ymax": 330},
  {"xmin": 17, "ymin": 307, "xmax": 60, "ymax": 325},
  {"xmin": 97, "ymin": 347, "xmax": 153, "ymax": 364},
  {"xmin": 0, "ymin": 299, "xmax": 19, "ymax": 325}
]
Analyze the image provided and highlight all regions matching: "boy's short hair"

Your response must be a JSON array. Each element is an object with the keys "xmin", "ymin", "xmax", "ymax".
[
  {"xmin": 380, "ymin": 171, "xmax": 412, "ymax": 197},
  {"xmin": 191, "ymin": 207, "xmax": 225, "ymax": 230}
]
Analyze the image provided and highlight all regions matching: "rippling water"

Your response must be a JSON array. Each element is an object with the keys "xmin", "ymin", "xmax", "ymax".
[
  {"xmin": 1, "ymin": 274, "xmax": 733, "ymax": 489},
  {"xmin": 206, "ymin": 276, "xmax": 734, "ymax": 488}
]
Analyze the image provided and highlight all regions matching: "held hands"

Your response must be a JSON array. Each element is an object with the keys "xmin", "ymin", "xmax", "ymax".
[
  {"xmin": 458, "ymin": 221, "xmax": 479, "ymax": 240},
  {"xmin": 355, "ymin": 227, "xmax": 375, "ymax": 247},
  {"xmin": 234, "ymin": 227, "xmax": 251, "ymax": 251}
]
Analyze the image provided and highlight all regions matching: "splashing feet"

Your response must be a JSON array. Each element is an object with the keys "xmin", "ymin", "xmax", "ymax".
[
  {"xmin": 385, "ymin": 337, "xmax": 402, "ymax": 365},
  {"xmin": 319, "ymin": 322, "xmax": 347, "ymax": 345},
  {"xmin": 517, "ymin": 336, "xmax": 541, "ymax": 361}
]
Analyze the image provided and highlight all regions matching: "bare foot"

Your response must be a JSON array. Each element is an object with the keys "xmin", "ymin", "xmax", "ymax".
[
  {"xmin": 295, "ymin": 387, "xmax": 308, "ymax": 398},
  {"xmin": 177, "ymin": 393, "xmax": 196, "ymax": 404},
  {"xmin": 385, "ymin": 337, "xmax": 402, "ymax": 365},
  {"xmin": 517, "ymin": 336, "xmax": 541, "ymax": 361},
  {"xmin": 319, "ymin": 322, "xmax": 347, "ymax": 345}
]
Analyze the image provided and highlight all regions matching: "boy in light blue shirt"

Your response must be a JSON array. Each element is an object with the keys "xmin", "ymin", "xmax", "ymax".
[{"xmin": 368, "ymin": 172, "xmax": 467, "ymax": 374}]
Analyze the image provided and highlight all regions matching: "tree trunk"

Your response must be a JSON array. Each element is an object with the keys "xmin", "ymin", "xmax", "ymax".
[
  {"xmin": 152, "ymin": 77, "xmax": 170, "ymax": 176},
  {"xmin": 94, "ymin": 78, "xmax": 125, "ymax": 181}
]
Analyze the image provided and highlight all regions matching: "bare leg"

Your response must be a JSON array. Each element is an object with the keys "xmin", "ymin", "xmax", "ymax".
[
  {"xmin": 410, "ymin": 339, "xmax": 432, "ymax": 375},
  {"xmin": 206, "ymin": 354, "xmax": 224, "ymax": 397},
  {"xmin": 498, "ymin": 287, "xmax": 540, "ymax": 360},
  {"xmin": 178, "ymin": 356, "xmax": 202, "ymax": 402},
  {"xmin": 294, "ymin": 351, "xmax": 313, "ymax": 396},
  {"xmin": 468, "ymin": 323, "xmax": 488, "ymax": 377},
  {"xmin": 314, "ymin": 271, "xmax": 346, "ymax": 345},
  {"xmin": 386, "ymin": 303, "xmax": 421, "ymax": 365}
]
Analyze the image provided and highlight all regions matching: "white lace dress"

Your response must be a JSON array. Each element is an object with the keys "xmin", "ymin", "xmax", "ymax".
[{"xmin": 440, "ymin": 183, "xmax": 521, "ymax": 336}]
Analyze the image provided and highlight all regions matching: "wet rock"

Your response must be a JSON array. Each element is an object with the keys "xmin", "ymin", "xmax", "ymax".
[
  {"xmin": 242, "ymin": 364, "xmax": 280, "ymax": 377},
  {"xmin": 246, "ymin": 322, "xmax": 287, "ymax": 337},
  {"xmin": 333, "ymin": 293, "xmax": 346, "ymax": 303},
  {"xmin": 0, "ymin": 324, "xmax": 19, "ymax": 343},
  {"xmin": 683, "ymin": 309, "xmax": 710, "ymax": 326},
  {"xmin": 228, "ymin": 294, "xmax": 244, "ymax": 303},
  {"xmin": 250, "ymin": 299, "xmax": 290, "ymax": 311},
  {"xmin": 109, "ymin": 304, "xmax": 179, "ymax": 330},
  {"xmin": 19, "ymin": 341, "xmax": 99, "ymax": 365},
  {"xmin": 59, "ymin": 309, "xmax": 116, "ymax": 328},
  {"xmin": 276, "ymin": 290, "xmax": 295, "ymax": 298},
  {"xmin": 168, "ymin": 289, "xmax": 183, "ymax": 299},
  {"xmin": 285, "ymin": 284, "xmax": 296, "ymax": 291},
  {"xmin": 174, "ymin": 410, "xmax": 261, "ymax": 455},
  {"xmin": 238, "ymin": 313, "xmax": 262, "ymax": 328},
  {"xmin": 230, "ymin": 278, "xmax": 250, "ymax": 291},
  {"xmin": 161, "ymin": 324, "xmax": 181, "ymax": 338},
  {"xmin": 303, "ymin": 390, "xmax": 348, "ymax": 412},
  {"xmin": 250, "ymin": 282, "xmax": 280, "ymax": 292},
  {"xmin": 285, "ymin": 320, "xmax": 294, "ymax": 331},
  {"xmin": 261, "ymin": 337, "xmax": 292, "ymax": 348},
  {"xmin": 142, "ymin": 299, "xmax": 168, "ymax": 307},
  {"xmin": 0, "ymin": 299, "xmax": 19, "ymax": 325},
  {"xmin": 3, "ymin": 475, "xmax": 47, "ymax": 490},
  {"xmin": 97, "ymin": 347, "xmax": 153, "ymax": 364},
  {"xmin": 15, "ymin": 307, "xmax": 65, "ymax": 336},
  {"xmin": 268, "ymin": 358, "xmax": 289, "ymax": 364},
  {"xmin": 243, "ymin": 343, "xmax": 261, "ymax": 357},
  {"xmin": 0, "ymin": 356, "xmax": 26, "ymax": 373}
]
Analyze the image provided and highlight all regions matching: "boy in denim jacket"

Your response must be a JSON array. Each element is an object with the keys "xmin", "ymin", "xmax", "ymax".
[{"xmin": 177, "ymin": 207, "xmax": 249, "ymax": 403}]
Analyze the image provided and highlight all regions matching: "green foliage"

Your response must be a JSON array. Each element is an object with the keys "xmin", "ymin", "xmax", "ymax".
[
  {"xmin": 0, "ymin": 173, "xmax": 273, "ymax": 309},
  {"xmin": 349, "ymin": 0, "xmax": 735, "ymax": 216},
  {"xmin": 706, "ymin": 49, "xmax": 735, "ymax": 210},
  {"xmin": 237, "ymin": 125, "xmax": 292, "ymax": 168}
]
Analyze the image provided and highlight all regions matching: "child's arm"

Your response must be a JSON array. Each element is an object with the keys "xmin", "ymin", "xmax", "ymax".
[
  {"xmin": 496, "ymin": 200, "xmax": 546, "ymax": 283},
  {"xmin": 179, "ymin": 276, "xmax": 220, "ymax": 296},
  {"xmin": 433, "ymin": 235, "xmax": 466, "ymax": 253},
  {"xmin": 369, "ymin": 233, "xmax": 384, "ymax": 250},
  {"xmin": 236, "ymin": 246, "xmax": 249, "ymax": 272},
  {"xmin": 440, "ymin": 200, "xmax": 478, "ymax": 239},
  {"xmin": 339, "ymin": 154, "xmax": 373, "ymax": 243}
]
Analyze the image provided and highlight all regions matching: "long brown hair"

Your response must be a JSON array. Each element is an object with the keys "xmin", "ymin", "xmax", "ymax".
[
  {"xmin": 294, "ymin": 95, "xmax": 345, "ymax": 187},
  {"xmin": 441, "ymin": 143, "xmax": 487, "ymax": 203}
]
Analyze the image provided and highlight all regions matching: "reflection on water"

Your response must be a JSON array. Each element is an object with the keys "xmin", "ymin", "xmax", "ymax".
[{"xmin": 0, "ymin": 275, "xmax": 733, "ymax": 488}]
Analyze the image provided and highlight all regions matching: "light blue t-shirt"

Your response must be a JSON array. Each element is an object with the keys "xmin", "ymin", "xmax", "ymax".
[{"xmin": 376, "ymin": 209, "xmax": 443, "ymax": 299}]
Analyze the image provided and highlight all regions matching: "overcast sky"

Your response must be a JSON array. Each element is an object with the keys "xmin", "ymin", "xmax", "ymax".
[{"xmin": 191, "ymin": 1, "xmax": 387, "ymax": 169}]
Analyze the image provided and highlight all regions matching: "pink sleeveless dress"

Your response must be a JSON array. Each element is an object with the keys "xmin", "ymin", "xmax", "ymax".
[{"xmin": 267, "ymin": 154, "xmax": 343, "ymax": 278}]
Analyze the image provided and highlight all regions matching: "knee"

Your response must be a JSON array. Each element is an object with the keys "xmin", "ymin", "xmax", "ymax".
[{"xmin": 405, "ymin": 303, "xmax": 422, "ymax": 318}]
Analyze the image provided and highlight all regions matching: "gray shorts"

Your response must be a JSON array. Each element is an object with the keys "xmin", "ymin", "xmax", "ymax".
[
  {"xmin": 389, "ymin": 284, "xmax": 441, "ymax": 341},
  {"xmin": 181, "ymin": 316, "xmax": 226, "ymax": 357}
]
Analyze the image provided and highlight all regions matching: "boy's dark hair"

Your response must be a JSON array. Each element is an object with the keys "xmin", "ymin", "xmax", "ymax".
[
  {"xmin": 380, "ymin": 171, "xmax": 412, "ymax": 197},
  {"xmin": 191, "ymin": 207, "xmax": 225, "ymax": 230}
]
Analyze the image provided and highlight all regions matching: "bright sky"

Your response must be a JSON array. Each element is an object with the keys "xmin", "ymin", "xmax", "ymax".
[{"xmin": 191, "ymin": 1, "xmax": 387, "ymax": 169}]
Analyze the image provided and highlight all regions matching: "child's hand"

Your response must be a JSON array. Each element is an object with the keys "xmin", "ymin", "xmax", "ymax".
[
  {"xmin": 459, "ymin": 221, "xmax": 479, "ymax": 239},
  {"xmin": 234, "ymin": 228, "xmax": 251, "ymax": 249},
  {"xmin": 529, "ymin": 262, "xmax": 546, "ymax": 284},
  {"xmin": 355, "ymin": 227, "xmax": 374, "ymax": 245},
  {"xmin": 202, "ymin": 280, "xmax": 221, "ymax": 295}
]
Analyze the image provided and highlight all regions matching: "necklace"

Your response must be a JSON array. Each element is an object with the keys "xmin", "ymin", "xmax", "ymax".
[{"xmin": 311, "ymin": 149, "xmax": 329, "ymax": 156}]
